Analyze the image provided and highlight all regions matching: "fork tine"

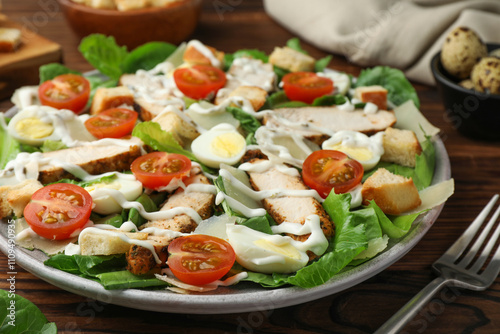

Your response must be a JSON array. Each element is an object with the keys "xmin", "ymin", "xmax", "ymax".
[
  {"xmin": 441, "ymin": 195, "xmax": 499, "ymax": 263},
  {"xmin": 469, "ymin": 217, "xmax": 500, "ymax": 274},
  {"xmin": 480, "ymin": 235, "xmax": 500, "ymax": 281},
  {"xmin": 459, "ymin": 202, "xmax": 500, "ymax": 268}
]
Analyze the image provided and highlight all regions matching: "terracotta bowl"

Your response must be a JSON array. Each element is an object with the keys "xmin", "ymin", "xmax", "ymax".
[
  {"xmin": 58, "ymin": 0, "xmax": 202, "ymax": 49},
  {"xmin": 431, "ymin": 43, "xmax": 500, "ymax": 141}
]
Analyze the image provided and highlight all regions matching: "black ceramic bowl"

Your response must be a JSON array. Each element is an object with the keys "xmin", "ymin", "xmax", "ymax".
[{"xmin": 431, "ymin": 44, "xmax": 500, "ymax": 140}]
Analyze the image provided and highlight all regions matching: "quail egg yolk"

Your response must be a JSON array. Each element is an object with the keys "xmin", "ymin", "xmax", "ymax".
[
  {"xmin": 211, "ymin": 132, "xmax": 246, "ymax": 158},
  {"xmin": 15, "ymin": 118, "xmax": 54, "ymax": 139}
]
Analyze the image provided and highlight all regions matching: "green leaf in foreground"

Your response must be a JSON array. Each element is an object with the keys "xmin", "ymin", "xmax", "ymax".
[
  {"xmin": 355, "ymin": 66, "xmax": 420, "ymax": 108},
  {"xmin": 0, "ymin": 289, "xmax": 57, "ymax": 334},
  {"xmin": 367, "ymin": 200, "xmax": 423, "ymax": 239},
  {"xmin": 122, "ymin": 41, "xmax": 177, "ymax": 73},
  {"xmin": 79, "ymin": 34, "xmax": 128, "ymax": 81}
]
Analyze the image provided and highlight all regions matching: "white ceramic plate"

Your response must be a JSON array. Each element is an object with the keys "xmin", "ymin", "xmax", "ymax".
[{"xmin": 0, "ymin": 125, "xmax": 450, "ymax": 314}]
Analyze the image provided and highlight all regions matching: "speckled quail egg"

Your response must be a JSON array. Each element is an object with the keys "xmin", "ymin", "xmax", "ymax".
[
  {"xmin": 471, "ymin": 57, "xmax": 500, "ymax": 95},
  {"xmin": 441, "ymin": 27, "xmax": 487, "ymax": 79}
]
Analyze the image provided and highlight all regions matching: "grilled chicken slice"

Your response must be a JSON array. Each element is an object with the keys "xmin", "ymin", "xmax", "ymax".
[
  {"xmin": 264, "ymin": 106, "xmax": 396, "ymax": 145},
  {"xmin": 38, "ymin": 140, "xmax": 142, "ymax": 184},
  {"xmin": 140, "ymin": 167, "xmax": 215, "ymax": 233},
  {"xmin": 129, "ymin": 168, "xmax": 216, "ymax": 274},
  {"xmin": 126, "ymin": 235, "xmax": 172, "ymax": 276},
  {"xmin": 244, "ymin": 154, "xmax": 334, "ymax": 241}
]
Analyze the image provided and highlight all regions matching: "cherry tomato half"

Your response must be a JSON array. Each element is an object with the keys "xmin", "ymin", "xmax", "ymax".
[
  {"xmin": 130, "ymin": 152, "xmax": 192, "ymax": 190},
  {"xmin": 173, "ymin": 65, "xmax": 227, "ymax": 100},
  {"xmin": 38, "ymin": 74, "xmax": 90, "ymax": 114},
  {"xmin": 302, "ymin": 150, "xmax": 364, "ymax": 198},
  {"xmin": 84, "ymin": 108, "xmax": 138, "ymax": 139},
  {"xmin": 282, "ymin": 71, "xmax": 334, "ymax": 104},
  {"xmin": 167, "ymin": 235, "xmax": 236, "ymax": 286},
  {"xmin": 23, "ymin": 183, "xmax": 93, "ymax": 240}
]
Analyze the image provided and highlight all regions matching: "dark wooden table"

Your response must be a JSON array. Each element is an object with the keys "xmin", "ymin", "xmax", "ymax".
[{"xmin": 1, "ymin": 1, "xmax": 500, "ymax": 333}]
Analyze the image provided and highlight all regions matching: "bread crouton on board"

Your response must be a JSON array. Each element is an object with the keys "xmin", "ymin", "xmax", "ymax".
[{"xmin": 361, "ymin": 168, "xmax": 421, "ymax": 215}]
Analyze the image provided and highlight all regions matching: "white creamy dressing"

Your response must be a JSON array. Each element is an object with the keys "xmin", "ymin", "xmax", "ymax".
[
  {"xmin": 226, "ymin": 57, "xmax": 276, "ymax": 92},
  {"xmin": 11, "ymin": 86, "xmax": 40, "ymax": 109},
  {"xmin": 253, "ymin": 126, "xmax": 317, "ymax": 168},
  {"xmin": 270, "ymin": 215, "xmax": 327, "ymax": 255},
  {"xmin": 187, "ymin": 95, "xmax": 263, "ymax": 119}
]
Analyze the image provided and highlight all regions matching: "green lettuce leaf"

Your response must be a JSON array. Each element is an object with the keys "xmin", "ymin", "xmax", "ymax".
[
  {"xmin": 0, "ymin": 290, "xmax": 57, "ymax": 333},
  {"xmin": 312, "ymin": 94, "xmax": 347, "ymax": 106},
  {"xmin": 225, "ymin": 106, "xmax": 261, "ymax": 144},
  {"xmin": 367, "ymin": 201, "xmax": 423, "ymax": 239},
  {"xmin": 79, "ymin": 34, "xmax": 128, "ymax": 81},
  {"xmin": 132, "ymin": 122, "xmax": 196, "ymax": 159},
  {"xmin": 315, "ymin": 55, "xmax": 332, "ymax": 72},
  {"xmin": 50, "ymin": 173, "xmax": 117, "ymax": 188},
  {"xmin": 286, "ymin": 37, "xmax": 307, "ymax": 54},
  {"xmin": 40, "ymin": 140, "xmax": 67, "ymax": 153},
  {"xmin": 128, "ymin": 193, "xmax": 158, "ymax": 227},
  {"xmin": 122, "ymin": 41, "xmax": 177, "ymax": 73},
  {"xmin": 239, "ymin": 214, "xmax": 274, "ymax": 234},
  {"xmin": 97, "ymin": 271, "xmax": 169, "ymax": 290},
  {"xmin": 355, "ymin": 66, "xmax": 420, "ymax": 108},
  {"xmin": 39, "ymin": 63, "xmax": 81, "ymax": 83},
  {"xmin": 224, "ymin": 49, "xmax": 269, "ymax": 69},
  {"xmin": 0, "ymin": 121, "xmax": 20, "ymax": 169}
]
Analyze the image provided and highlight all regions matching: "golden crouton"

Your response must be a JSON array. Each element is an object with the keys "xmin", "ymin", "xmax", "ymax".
[
  {"xmin": 80, "ymin": 231, "xmax": 149, "ymax": 255},
  {"xmin": 269, "ymin": 46, "xmax": 315, "ymax": 72},
  {"xmin": 0, "ymin": 179, "xmax": 43, "ymax": 219},
  {"xmin": 215, "ymin": 85, "xmax": 268, "ymax": 111},
  {"xmin": 151, "ymin": 110, "xmax": 200, "ymax": 147},
  {"xmin": 90, "ymin": 86, "xmax": 134, "ymax": 115},
  {"xmin": 381, "ymin": 127, "xmax": 422, "ymax": 168},
  {"xmin": 362, "ymin": 168, "xmax": 421, "ymax": 215}
]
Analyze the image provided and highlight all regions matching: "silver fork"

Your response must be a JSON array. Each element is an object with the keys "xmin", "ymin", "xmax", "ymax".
[{"xmin": 375, "ymin": 194, "xmax": 500, "ymax": 334}]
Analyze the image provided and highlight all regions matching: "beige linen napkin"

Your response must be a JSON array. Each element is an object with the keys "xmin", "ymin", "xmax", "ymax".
[{"xmin": 264, "ymin": 0, "xmax": 500, "ymax": 85}]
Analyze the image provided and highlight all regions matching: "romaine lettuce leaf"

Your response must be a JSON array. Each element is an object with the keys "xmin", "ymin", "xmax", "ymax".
[
  {"xmin": 50, "ymin": 173, "xmax": 117, "ymax": 187},
  {"xmin": 0, "ymin": 121, "xmax": 20, "ymax": 169},
  {"xmin": 224, "ymin": 49, "xmax": 269, "ymax": 69},
  {"xmin": 97, "ymin": 271, "xmax": 169, "ymax": 290},
  {"xmin": 355, "ymin": 66, "xmax": 420, "ymax": 108},
  {"xmin": 225, "ymin": 106, "xmax": 261, "ymax": 144}
]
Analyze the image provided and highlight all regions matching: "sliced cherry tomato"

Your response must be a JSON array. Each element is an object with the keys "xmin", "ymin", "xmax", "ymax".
[
  {"xmin": 131, "ymin": 152, "xmax": 192, "ymax": 190},
  {"xmin": 23, "ymin": 183, "xmax": 93, "ymax": 240},
  {"xmin": 167, "ymin": 235, "xmax": 236, "ymax": 286},
  {"xmin": 302, "ymin": 150, "xmax": 364, "ymax": 198},
  {"xmin": 173, "ymin": 65, "xmax": 227, "ymax": 100},
  {"xmin": 38, "ymin": 74, "xmax": 90, "ymax": 114},
  {"xmin": 282, "ymin": 71, "xmax": 334, "ymax": 104},
  {"xmin": 84, "ymin": 108, "xmax": 138, "ymax": 139}
]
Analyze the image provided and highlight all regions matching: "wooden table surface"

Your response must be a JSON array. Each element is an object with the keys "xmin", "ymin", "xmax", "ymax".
[{"xmin": 1, "ymin": 1, "xmax": 500, "ymax": 333}]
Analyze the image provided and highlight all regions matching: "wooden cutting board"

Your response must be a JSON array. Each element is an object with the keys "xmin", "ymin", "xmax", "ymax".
[{"xmin": 0, "ymin": 18, "xmax": 63, "ymax": 101}]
